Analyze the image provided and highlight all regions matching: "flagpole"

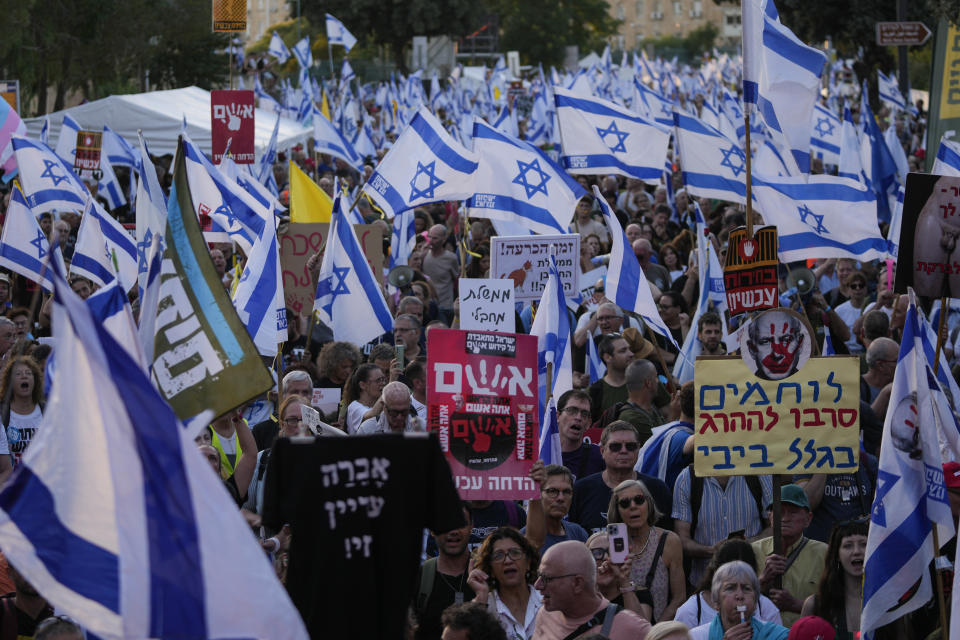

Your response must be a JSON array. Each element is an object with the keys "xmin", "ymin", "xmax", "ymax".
[
  {"xmin": 328, "ymin": 43, "xmax": 335, "ymax": 83},
  {"xmin": 744, "ymin": 112, "xmax": 754, "ymax": 237},
  {"xmin": 929, "ymin": 293, "xmax": 951, "ymax": 638},
  {"xmin": 644, "ymin": 323, "xmax": 675, "ymax": 394}
]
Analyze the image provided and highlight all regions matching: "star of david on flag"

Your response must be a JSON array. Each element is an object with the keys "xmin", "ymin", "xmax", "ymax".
[
  {"xmin": 554, "ymin": 87, "xmax": 669, "ymax": 184},
  {"xmin": 11, "ymin": 136, "xmax": 88, "ymax": 214},
  {"xmin": 719, "ymin": 145, "xmax": 746, "ymax": 178},
  {"xmin": 0, "ymin": 186, "xmax": 59, "ymax": 292},
  {"xmin": 752, "ymin": 173, "xmax": 886, "ymax": 263},
  {"xmin": 362, "ymin": 107, "xmax": 478, "ymax": 219},
  {"xmin": 325, "ymin": 13, "xmax": 357, "ymax": 52},
  {"xmin": 467, "ymin": 120, "xmax": 585, "ymax": 235},
  {"xmin": 810, "ymin": 103, "xmax": 841, "ymax": 165},
  {"xmin": 673, "ymin": 111, "xmax": 747, "ymax": 204},
  {"xmin": 314, "ymin": 191, "xmax": 393, "ymax": 346}
]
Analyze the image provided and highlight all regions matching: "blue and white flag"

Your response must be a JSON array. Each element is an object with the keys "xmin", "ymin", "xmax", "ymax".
[
  {"xmin": 72, "ymin": 200, "xmax": 120, "ymax": 288},
  {"xmin": 341, "ymin": 59, "xmax": 356, "ymax": 85},
  {"xmin": 860, "ymin": 82, "xmax": 900, "ymax": 223},
  {"xmin": 254, "ymin": 77, "xmax": 283, "ymax": 114},
  {"xmin": 752, "ymin": 173, "xmax": 886, "ymax": 263},
  {"xmin": 886, "ymin": 184, "xmax": 905, "ymax": 259},
  {"xmin": 595, "ymin": 185, "xmax": 678, "ymax": 350},
  {"xmin": 538, "ymin": 397, "xmax": 562, "ymax": 467},
  {"xmin": 821, "ymin": 324, "xmax": 836, "ymax": 355},
  {"xmin": 257, "ymin": 115, "xmax": 280, "ymax": 185},
  {"xmin": 389, "ymin": 209, "xmax": 416, "ymax": 269},
  {"xmin": 742, "ymin": 0, "xmax": 826, "ymax": 174},
  {"xmin": 586, "ymin": 332, "xmax": 606, "ymax": 384},
  {"xmin": 84, "ymin": 198, "xmax": 138, "ymax": 291},
  {"xmin": 135, "ymin": 133, "xmax": 167, "ymax": 297},
  {"xmin": 326, "ymin": 13, "xmax": 357, "ymax": 51},
  {"xmin": 933, "ymin": 135, "xmax": 960, "ymax": 176},
  {"xmin": 810, "ymin": 102, "xmax": 841, "ymax": 165},
  {"xmin": 363, "ymin": 107, "xmax": 479, "ymax": 219},
  {"xmin": 314, "ymin": 191, "xmax": 393, "ymax": 346},
  {"xmin": 530, "ymin": 255, "xmax": 573, "ymax": 420},
  {"xmin": 86, "ymin": 277, "xmax": 146, "ymax": 367},
  {"xmin": 0, "ymin": 187, "xmax": 56, "ymax": 292},
  {"xmin": 102, "ymin": 125, "xmax": 140, "ymax": 170},
  {"xmin": 39, "ymin": 116, "xmax": 49, "ymax": 146},
  {"xmin": 11, "ymin": 136, "xmax": 88, "ymax": 214},
  {"xmin": 54, "ymin": 113, "xmax": 82, "ymax": 167},
  {"xmin": 292, "ymin": 36, "xmax": 312, "ymax": 69},
  {"xmin": 97, "ymin": 160, "xmax": 128, "ymax": 210},
  {"xmin": 878, "ymin": 69, "xmax": 906, "ymax": 112},
  {"xmin": 313, "ymin": 106, "xmax": 364, "ymax": 170},
  {"xmin": 267, "ymin": 31, "xmax": 291, "ymax": 64},
  {"xmin": 632, "ymin": 78, "xmax": 674, "ymax": 127},
  {"xmin": 884, "ymin": 122, "xmax": 909, "ymax": 182},
  {"xmin": 554, "ymin": 87, "xmax": 670, "ymax": 183},
  {"xmin": 839, "ymin": 106, "xmax": 866, "ymax": 182},
  {"xmin": 467, "ymin": 120, "xmax": 585, "ymax": 235},
  {"xmin": 863, "ymin": 294, "xmax": 960, "ymax": 637},
  {"xmin": 0, "ymin": 254, "xmax": 308, "ymax": 640},
  {"xmin": 673, "ymin": 111, "xmax": 747, "ymax": 204}
]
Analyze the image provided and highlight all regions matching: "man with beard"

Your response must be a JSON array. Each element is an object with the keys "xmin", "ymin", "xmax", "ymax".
[
  {"xmin": 415, "ymin": 507, "xmax": 476, "ymax": 639},
  {"xmin": 697, "ymin": 312, "xmax": 725, "ymax": 355}
]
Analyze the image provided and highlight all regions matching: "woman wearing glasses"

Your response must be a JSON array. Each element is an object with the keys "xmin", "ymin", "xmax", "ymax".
[
  {"xmin": 833, "ymin": 271, "xmax": 871, "ymax": 354},
  {"xmin": 467, "ymin": 527, "xmax": 542, "ymax": 640},
  {"xmin": 607, "ymin": 479, "xmax": 686, "ymax": 623},
  {"xmin": 585, "ymin": 530, "xmax": 653, "ymax": 621}
]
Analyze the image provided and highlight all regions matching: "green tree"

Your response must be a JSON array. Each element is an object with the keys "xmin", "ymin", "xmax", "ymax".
[{"xmin": 490, "ymin": 0, "xmax": 621, "ymax": 67}]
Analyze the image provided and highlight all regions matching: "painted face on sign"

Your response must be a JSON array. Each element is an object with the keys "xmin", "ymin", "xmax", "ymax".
[{"xmin": 746, "ymin": 311, "xmax": 807, "ymax": 380}]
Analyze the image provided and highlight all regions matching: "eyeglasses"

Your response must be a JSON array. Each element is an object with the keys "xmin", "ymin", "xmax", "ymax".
[
  {"xmin": 491, "ymin": 548, "xmax": 525, "ymax": 563},
  {"xmin": 562, "ymin": 406, "xmax": 592, "ymax": 420},
  {"xmin": 283, "ymin": 417, "xmax": 302, "ymax": 427},
  {"xmin": 597, "ymin": 315, "xmax": 619, "ymax": 322},
  {"xmin": 607, "ymin": 441, "xmax": 639, "ymax": 453},
  {"xmin": 590, "ymin": 547, "xmax": 609, "ymax": 562},
  {"xmin": 849, "ymin": 282, "xmax": 866, "ymax": 290},
  {"xmin": 617, "ymin": 494, "xmax": 647, "ymax": 510},
  {"xmin": 543, "ymin": 487, "xmax": 573, "ymax": 498},
  {"xmin": 385, "ymin": 407, "xmax": 409, "ymax": 418},
  {"xmin": 366, "ymin": 376, "xmax": 387, "ymax": 385},
  {"xmin": 394, "ymin": 326, "xmax": 417, "ymax": 333},
  {"xmin": 535, "ymin": 572, "xmax": 578, "ymax": 586}
]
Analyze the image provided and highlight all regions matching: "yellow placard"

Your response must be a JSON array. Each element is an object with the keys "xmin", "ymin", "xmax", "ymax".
[
  {"xmin": 939, "ymin": 23, "xmax": 960, "ymax": 120},
  {"xmin": 0, "ymin": 91, "xmax": 14, "ymax": 111},
  {"xmin": 694, "ymin": 356, "xmax": 860, "ymax": 476},
  {"xmin": 212, "ymin": 0, "xmax": 247, "ymax": 32}
]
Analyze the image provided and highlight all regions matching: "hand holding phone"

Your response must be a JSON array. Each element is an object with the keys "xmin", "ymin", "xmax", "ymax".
[{"xmin": 607, "ymin": 523, "xmax": 629, "ymax": 564}]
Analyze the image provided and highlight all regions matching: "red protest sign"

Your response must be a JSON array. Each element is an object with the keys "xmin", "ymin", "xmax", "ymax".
[
  {"xmin": 211, "ymin": 90, "xmax": 255, "ymax": 164},
  {"xmin": 74, "ymin": 130, "xmax": 102, "ymax": 171},
  {"xmin": 427, "ymin": 329, "xmax": 539, "ymax": 500},
  {"xmin": 723, "ymin": 226, "xmax": 779, "ymax": 316}
]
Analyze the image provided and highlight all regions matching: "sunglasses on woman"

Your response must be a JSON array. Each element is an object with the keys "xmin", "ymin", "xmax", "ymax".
[{"xmin": 617, "ymin": 494, "xmax": 646, "ymax": 510}]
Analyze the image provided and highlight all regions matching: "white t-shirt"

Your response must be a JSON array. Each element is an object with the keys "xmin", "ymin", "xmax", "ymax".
[
  {"xmin": 675, "ymin": 592, "xmax": 781, "ymax": 631},
  {"xmin": 834, "ymin": 300, "xmax": 866, "ymax": 353},
  {"xmin": 410, "ymin": 395, "xmax": 427, "ymax": 422},
  {"xmin": 346, "ymin": 400, "xmax": 372, "ymax": 435},
  {"xmin": 7, "ymin": 405, "xmax": 41, "ymax": 465}
]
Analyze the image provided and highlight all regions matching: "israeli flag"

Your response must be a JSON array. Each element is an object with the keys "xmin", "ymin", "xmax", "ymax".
[
  {"xmin": 860, "ymin": 82, "xmax": 900, "ymax": 223},
  {"xmin": 267, "ymin": 31, "xmax": 291, "ymax": 64},
  {"xmin": 86, "ymin": 277, "xmax": 146, "ymax": 367},
  {"xmin": 933, "ymin": 135, "xmax": 960, "ymax": 176},
  {"xmin": 136, "ymin": 233, "xmax": 164, "ymax": 368},
  {"xmin": 97, "ymin": 160, "xmax": 128, "ymax": 210},
  {"xmin": 632, "ymin": 78, "xmax": 675, "ymax": 128},
  {"xmin": 595, "ymin": 185, "xmax": 678, "ymax": 350},
  {"xmin": 839, "ymin": 106, "xmax": 866, "ymax": 182},
  {"xmin": 341, "ymin": 59, "xmax": 356, "ymax": 85},
  {"xmin": 292, "ymin": 36, "xmax": 312, "ymax": 69},
  {"xmin": 11, "ymin": 136, "xmax": 88, "ymax": 214},
  {"xmin": 586, "ymin": 333, "xmax": 606, "ymax": 384},
  {"xmin": 389, "ymin": 209, "xmax": 416, "ymax": 269},
  {"xmin": 538, "ymin": 397, "xmax": 562, "ymax": 467},
  {"xmin": 54, "ymin": 113, "xmax": 82, "ymax": 166},
  {"xmin": 530, "ymin": 254, "xmax": 573, "ymax": 420},
  {"xmin": 0, "ymin": 255, "xmax": 308, "ymax": 640},
  {"xmin": 863, "ymin": 294, "xmax": 960, "ymax": 637},
  {"xmin": 314, "ymin": 191, "xmax": 393, "ymax": 346},
  {"xmin": 363, "ymin": 107, "xmax": 479, "ymax": 219},
  {"xmin": 39, "ymin": 116, "xmax": 49, "ymax": 146},
  {"xmin": 467, "ymin": 120, "xmax": 585, "ymax": 236},
  {"xmin": 257, "ymin": 115, "xmax": 280, "ymax": 187},
  {"xmin": 354, "ymin": 123, "xmax": 378, "ymax": 161},
  {"xmin": 102, "ymin": 125, "xmax": 141, "ymax": 170},
  {"xmin": 554, "ymin": 87, "xmax": 670, "ymax": 183},
  {"xmin": 0, "ymin": 187, "xmax": 56, "ymax": 292},
  {"xmin": 886, "ymin": 184, "xmax": 905, "ymax": 259},
  {"xmin": 752, "ymin": 173, "xmax": 887, "ymax": 263},
  {"xmin": 254, "ymin": 77, "xmax": 283, "ymax": 114},
  {"xmin": 326, "ymin": 13, "xmax": 357, "ymax": 51},
  {"xmin": 810, "ymin": 102, "xmax": 841, "ymax": 165},
  {"xmin": 73, "ymin": 198, "xmax": 138, "ymax": 291},
  {"xmin": 313, "ymin": 105, "xmax": 364, "ymax": 171},
  {"xmin": 492, "ymin": 105, "xmax": 519, "ymax": 138},
  {"xmin": 135, "ymin": 133, "xmax": 167, "ymax": 298},
  {"xmin": 673, "ymin": 111, "xmax": 747, "ymax": 204},
  {"xmin": 884, "ymin": 121, "xmax": 909, "ymax": 182},
  {"xmin": 742, "ymin": 0, "xmax": 826, "ymax": 174},
  {"xmin": 878, "ymin": 69, "xmax": 906, "ymax": 112}
]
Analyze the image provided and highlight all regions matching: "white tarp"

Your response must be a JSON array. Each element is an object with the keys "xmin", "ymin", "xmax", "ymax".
[{"xmin": 24, "ymin": 86, "xmax": 312, "ymax": 160}]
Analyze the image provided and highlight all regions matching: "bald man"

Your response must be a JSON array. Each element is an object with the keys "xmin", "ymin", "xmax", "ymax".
[
  {"xmin": 422, "ymin": 224, "xmax": 459, "ymax": 321},
  {"xmin": 533, "ymin": 541, "xmax": 650, "ymax": 639},
  {"xmin": 632, "ymin": 238, "xmax": 670, "ymax": 291}
]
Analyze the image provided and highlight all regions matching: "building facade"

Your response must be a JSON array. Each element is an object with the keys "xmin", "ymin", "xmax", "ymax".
[{"xmin": 606, "ymin": 0, "xmax": 741, "ymax": 50}]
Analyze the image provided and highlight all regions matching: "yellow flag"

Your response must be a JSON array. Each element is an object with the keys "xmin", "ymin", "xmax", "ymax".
[
  {"xmin": 288, "ymin": 160, "xmax": 333, "ymax": 222},
  {"xmin": 321, "ymin": 90, "xmax": 331, "ymax": 121}
]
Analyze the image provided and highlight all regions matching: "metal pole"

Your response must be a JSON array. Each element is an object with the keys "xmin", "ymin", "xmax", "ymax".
[
  {"xmin": 897, "ymin": 0, "xmax": 909, "ymax": 96},
  {"xmin": 929, "ymin": 294, "xmax": 950, "ymax": 638}
]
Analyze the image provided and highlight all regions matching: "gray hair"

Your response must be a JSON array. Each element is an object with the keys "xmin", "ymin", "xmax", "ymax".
[
  {"xmin": 710, "ymin": 560, "xmax": 760, "ymax": 607},
  {"xmin": 0, "ymin": 318, "xmax": 14, "ymax": 330},
  {"xmin": 281, "ymin": 370, "xmax": 312, "ymax": 396},
  {"xmin": 598, "ymin": 302, "xmax": 623, "ymax": 318},
  {"xmin": 395, "ymin": 313, "xmax": 422, "ymax": 331},
  {"xmin": 624, "ymin": 359, "xmax": 657, "ymax": 392},
  {"xmin": 866, "ymin": 337, "xmax": 899, "ymax": 368},
  {"xmin": 607, "ymin": 479, "xmax": 661, "ymax": 526},
  {"xmin": 382, "ymin": 381, "xmax": 411, "ymax": 403}
]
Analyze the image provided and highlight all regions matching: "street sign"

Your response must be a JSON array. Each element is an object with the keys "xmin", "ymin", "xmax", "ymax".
[{"xmin": 876, "ymin": 21, "xmax": 932, "ymax": 46}]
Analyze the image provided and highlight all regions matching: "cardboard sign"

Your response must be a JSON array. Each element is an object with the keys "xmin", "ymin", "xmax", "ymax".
[
  {"xmin": 723, "ymin": 226, "xmax": 778, "ymax": 316},
  {"xmin": 279, "ymin": 222, "xmax": 383, "ymax": 317},
  {"xmin": 694, "ymin": 356, "xmax": 860, "ymax": 476},
  {"xmin": 300, "ymin": 403, "xmax": 322, "ymax": 435},
  {"xmin": 0, "ymin": 80, "xmax": 18, "ymax": 112},
  {"xmin": 894, "ymin": 172, "xmax": 960, "ymax": 297},
  {"xmin": 459, "ymin": 278, "xmax": 515, "ymax": 332},
  {"xmin": 74, "ymin": 130, "xmax": 102, "ymax": 171},
  {"xmin": 490, "ymin": 234, "xmax": 579, "ymax": 302},
  {"xmin": 211, "ymin": 90, "xmax": 255, "ymax": 164},
  {"xmin": 311, "ymin": 387, "xmax": 341, "ymax": 417},
  {"xmin": 578, "ymin": 266, "xmax": 607, "ymax": 303},
  {"xmin": 427, "ymin": 329, "xmax": 539, "ymax": 500},
  {"xmin": 212, "ymin": 0, "xmax": 247, "ymax": 32}
]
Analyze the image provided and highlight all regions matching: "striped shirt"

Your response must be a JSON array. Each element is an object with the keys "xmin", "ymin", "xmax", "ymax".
[{"xmin": 672, "ymin": 469, "xmax": 772, "ymax": 587}]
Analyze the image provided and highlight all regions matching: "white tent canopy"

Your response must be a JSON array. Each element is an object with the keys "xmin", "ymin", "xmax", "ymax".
[{"xmin": 24, "ymin": 86, "xmax": 312, "ymax": 161}]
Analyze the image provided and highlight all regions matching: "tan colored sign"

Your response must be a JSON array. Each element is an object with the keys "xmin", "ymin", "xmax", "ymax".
[
  {"xmin": 279, "ymin": 222, "xmax": 383, "ymax": 317},
  {"xmin": 212, "ymin": 0, "xmax": 247, "ymax": 32}
]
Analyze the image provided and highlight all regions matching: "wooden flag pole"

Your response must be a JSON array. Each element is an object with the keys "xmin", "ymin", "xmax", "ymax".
[
  {"xmin": 744, "ymin": 112, "xmax": 754, "ymax": 238},
  {"xmin": 930, "ymin": 294, "xmax": 951, "ymax": 638}
]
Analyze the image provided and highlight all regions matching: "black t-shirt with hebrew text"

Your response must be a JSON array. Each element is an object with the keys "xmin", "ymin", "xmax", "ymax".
[{"xmin": 262, "ymin": 433, "xmax": 464, "ymax": 639}]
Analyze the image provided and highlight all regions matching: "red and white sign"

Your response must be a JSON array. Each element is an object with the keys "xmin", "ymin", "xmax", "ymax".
[
  {"xmin": 875, "ymin": 21, "xmax": 932, "ymax": 46},
  {"xmin": 211, "ymin": 90, "xmax": 255, "ymax": 164},
  {"xmin": 427, "ymin": 329, "xmax": 539, "ymax": 500}
]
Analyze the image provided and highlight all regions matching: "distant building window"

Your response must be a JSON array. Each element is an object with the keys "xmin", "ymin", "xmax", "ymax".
[
  {"xmin": 673, "ymin": 1, "xmax": 682, "ymax": 16},
  {"xmin": 636, "ymin": 0, "xmax": 644, "ymax": 16},
  {"xmin": 617, "ymin": 3, "xmax": 625, "ymax": 19},
  {"xmin": 726, "ymin": 13, "xmax": 741, "ymax": 25}
]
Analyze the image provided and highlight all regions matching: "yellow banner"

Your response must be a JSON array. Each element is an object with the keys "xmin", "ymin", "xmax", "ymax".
[
  {"xmin": 694, "ymin": 356, "xmax": 860, "ymax": 476},
  {"xmin": 939, "ymin": 23, "xmax": 960, "ymax": 120}
]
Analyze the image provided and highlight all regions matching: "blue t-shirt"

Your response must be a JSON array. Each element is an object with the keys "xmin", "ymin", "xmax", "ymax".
[
  {"xmin": 562, "ymin": 443, "xmax": 606, "ymax": 483},
  {"xmin": 637, "ymin": 421, "xmax": 694, "ymax": 491},
  {"xmin": 521, "ymin": 521, "xmax": 590, "ymax": 556},
  {"xmin": 569, "ymin": 471, "xmax": 673, "ymax": 533}
]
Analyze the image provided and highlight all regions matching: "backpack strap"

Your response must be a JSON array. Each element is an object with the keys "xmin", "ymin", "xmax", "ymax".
[
  {"xmin": 560, "ymin": 602, "xmax": 622, "ymax": 640},
  {"xmin": 688, "ymin": 464, "xmax": 703, "ymax": 538},
  {"xmin": 256, "ymin": 449, "xmax": 272, "ymax": 483},
  {"xmin": 644, "ymin": 531, "xmax": 668, "ymax": 590},
  {"xmin": 416, "ymin": 557, "xmax": 438, "ymax": 616},
  {"xmin": 599, "ymin": 602, "xmax": 620, "ymax": 637},
  {"xmin": 782, "ymin": 537, "xmax": 809, "ymax": 575}
]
